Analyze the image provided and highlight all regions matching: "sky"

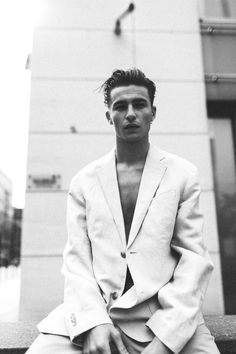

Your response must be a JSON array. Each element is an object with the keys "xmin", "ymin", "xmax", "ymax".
[{"xmin": 0, "ymin": 0, "xmax": 35, "ymax": 209}]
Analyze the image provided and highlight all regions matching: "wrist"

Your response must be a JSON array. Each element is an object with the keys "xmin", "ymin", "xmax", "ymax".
[{"xmin": 153, "ymin": 337, "xmax": 172, "ymax": 353}]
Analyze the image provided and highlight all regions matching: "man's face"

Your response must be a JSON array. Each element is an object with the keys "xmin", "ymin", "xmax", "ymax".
[{"xmin": 106, "ymin": 85, "xmax": 156, "ymax": 143}]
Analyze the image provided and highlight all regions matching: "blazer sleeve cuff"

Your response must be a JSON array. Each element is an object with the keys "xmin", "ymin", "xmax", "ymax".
[
  {"xmin": 65, "ymin": 309, "xmax": 113, "ymax": 343},
  {"xmin": 146, "ymin": 310, "xmax": 202, "ymax": 354}
]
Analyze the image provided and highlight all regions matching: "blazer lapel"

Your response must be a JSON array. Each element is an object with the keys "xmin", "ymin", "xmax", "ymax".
[
  {"xmin": 127, "ymin": 145, "xmax": 167, "ymax": 248},
  {"xmin": 96, "ymin": 150, "xmax": 126, "ymax": 248}
]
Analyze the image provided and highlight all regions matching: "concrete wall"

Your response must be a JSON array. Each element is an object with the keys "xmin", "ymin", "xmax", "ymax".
[{"xmin": 20, "ymin": 0, "xmax": 224, "ymax": 323}]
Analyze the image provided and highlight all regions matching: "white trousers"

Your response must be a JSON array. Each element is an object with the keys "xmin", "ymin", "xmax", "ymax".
[{"xmin": 26, "ymin": 323, "xmax": 220, "ymax": 354}]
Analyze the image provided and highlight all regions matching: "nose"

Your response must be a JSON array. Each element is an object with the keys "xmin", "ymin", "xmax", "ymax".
[{"xmin": 126, "ymin": 104, "xmax": 136, "ymax": 122}]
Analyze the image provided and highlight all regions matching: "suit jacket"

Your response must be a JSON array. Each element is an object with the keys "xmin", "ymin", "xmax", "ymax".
[{"xmin": 38, "ymin": 145, "xmax": 213, "ymax": 354}]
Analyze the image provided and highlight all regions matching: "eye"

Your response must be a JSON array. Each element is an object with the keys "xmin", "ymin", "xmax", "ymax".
[
  {"xmin": 133, "ymin": 101, "xmax": 146, "ymax": 109},
  {"xmin": 114, "ymin": 103, "xmax": 126, "ymax": 111}
]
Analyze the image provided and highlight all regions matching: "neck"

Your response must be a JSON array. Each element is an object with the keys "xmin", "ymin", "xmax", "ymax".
[{"xmin": 115, "ymin": 137, "xmax": 150, "ymax": 165}]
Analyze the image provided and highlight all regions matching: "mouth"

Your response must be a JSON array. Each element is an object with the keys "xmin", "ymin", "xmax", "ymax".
[{"xmin": 125, "ymin": 124, "xmax": 140, "ymax": 129}]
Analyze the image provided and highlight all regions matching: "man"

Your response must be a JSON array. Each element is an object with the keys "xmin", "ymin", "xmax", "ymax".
[{"xmin": 27, "ymin": 69, "xmax": 220, "ymax": 354}]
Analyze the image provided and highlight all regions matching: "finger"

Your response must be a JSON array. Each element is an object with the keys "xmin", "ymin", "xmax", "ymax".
[
  {"xmin": 98, "ymin": 343, "xmax": 111, "ymax": 354},
  {"xmin": 111, "ymin": 332, "xmax": 129, "ymax": 354}
]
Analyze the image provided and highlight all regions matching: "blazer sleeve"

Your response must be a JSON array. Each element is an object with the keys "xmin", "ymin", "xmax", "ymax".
[
  {"xmin": 146, "ymin": 166, "xmax": 214, "ymax": 354},
  {"xmin": 61, "ymin": 176, "xmax": 112, "ymax": 343}
]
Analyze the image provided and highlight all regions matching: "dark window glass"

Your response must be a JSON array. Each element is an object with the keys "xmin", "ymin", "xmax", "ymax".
[{"xmin": 209, "ymin": 117, "xmax": 236, "ymax": 313}]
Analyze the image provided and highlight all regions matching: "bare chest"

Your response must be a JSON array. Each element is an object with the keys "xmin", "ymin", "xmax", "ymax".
[{"xmin": 116, "ymin": 165, "xmax": 143, "ymax": 241}]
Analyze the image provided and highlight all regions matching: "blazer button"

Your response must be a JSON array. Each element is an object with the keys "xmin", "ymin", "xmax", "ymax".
[
  {"xmin": 120, "ymin": 252, "xmax": 126, "ymax": 258},
  {"xmin": 111, "ymin": 291, "xmax": 118, "ymax": 300},
  {"xmin": 70, "ymin": 313, "xmax": 77, "ymax": 327}
]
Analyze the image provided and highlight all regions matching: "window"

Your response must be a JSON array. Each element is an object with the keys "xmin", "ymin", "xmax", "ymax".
[{"xmin": 208, "ymin": 105, "xmax": 236, "ymax": 313}]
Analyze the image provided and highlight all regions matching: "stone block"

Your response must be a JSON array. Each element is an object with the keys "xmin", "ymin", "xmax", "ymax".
[
  {"xmin": 135, "ymin": 33, "xmax": 203, "ymax": 81},
  {"xmin": 30, "ymin": 80, "xmax": 208, "ymax": 134},
  {"xmin": 32, "ymin": 29, "xmax": 133, "ymax": 78}
]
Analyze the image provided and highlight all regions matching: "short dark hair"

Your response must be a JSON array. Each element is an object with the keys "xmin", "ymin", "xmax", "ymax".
[{"xmin": 101, "ymin": 68, "xmax": 156, "ymax": 107}]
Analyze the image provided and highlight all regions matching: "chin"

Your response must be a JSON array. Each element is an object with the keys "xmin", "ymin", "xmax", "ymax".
[{"xmin": 124, "ymin": 136, "xmax": 144, "ymax": 143}]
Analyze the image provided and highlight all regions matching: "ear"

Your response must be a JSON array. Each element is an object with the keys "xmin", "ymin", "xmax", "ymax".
[
  {"xmin": 151, "ymin": 106, "xmax": 156, "ymax": 122},
  {"xmin": 106, "ymin": 111, "xmax": 113, "ymax": 125}
]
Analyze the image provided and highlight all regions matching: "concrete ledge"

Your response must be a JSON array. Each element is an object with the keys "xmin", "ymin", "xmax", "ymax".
[
  {"xmin": 205, "ymin": 316, "xmax": 236, "ymax": 354},
  {"xmin": 0, "ymin": 322, "xmax": 38, "ymax": 354},
  {"xmin": 0, "ymin": 316, "xmax": 236, "ymax": 353}
]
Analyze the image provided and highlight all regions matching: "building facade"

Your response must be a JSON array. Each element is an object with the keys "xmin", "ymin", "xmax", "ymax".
[
  {"xmin": 0, "ymin": 171, "xmax": 22, "ymax": 268},
  {"xmin": 199, "ymin": 0, "xmax": 236, "ymax": 314},
  {"xmin": 0, "ymin": 171, "xmax": 22, "ymax": 321},
  {"xmin": 0, "ymin": 170, "xmax": 12, "ymax": 267},
  {"xmin": 21, "ymin": 0, "xmax": 236, "ymax": 322}
]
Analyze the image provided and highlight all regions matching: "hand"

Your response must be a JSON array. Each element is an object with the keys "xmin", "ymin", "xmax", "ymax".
[
  {"xmin": 83, "ymin": 323, "xmax": 129, "ymax": 354},
  {"xmin": 141, "ymin": 336, "xmax": 172, "ymax": 354}
]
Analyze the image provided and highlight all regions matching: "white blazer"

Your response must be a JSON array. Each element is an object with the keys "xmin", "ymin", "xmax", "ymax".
[{"xmin": 38, "ymin": 145, "xmax": 213, "ymax": 354}]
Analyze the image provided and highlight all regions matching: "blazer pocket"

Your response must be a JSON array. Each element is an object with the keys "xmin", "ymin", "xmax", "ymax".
[
  {"xmin": 153, "ymin": 189, "xmax": 176, "ymax": 200},
  {"xmin": 150, "ymin": 189, "xmax": 177, "ymax": 212},
  {"xmin": 145, "ymin": 189, "xmax": 178, "ymax": 238}
]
